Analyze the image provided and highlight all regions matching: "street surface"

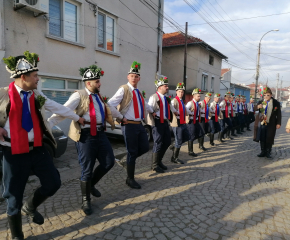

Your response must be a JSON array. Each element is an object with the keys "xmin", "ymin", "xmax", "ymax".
[{"xmin": 1, "ymin": 108, "xmax": 290, "ymax": 240}]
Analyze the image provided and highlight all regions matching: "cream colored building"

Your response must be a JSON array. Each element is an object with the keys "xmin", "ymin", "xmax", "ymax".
[
  {"xmin": 162, "ymin": 32, "xmax": 227, "ymax": 102},
  {"xmin": 0, "ymin": 0, "xmax": 163, "ymax": 133}
]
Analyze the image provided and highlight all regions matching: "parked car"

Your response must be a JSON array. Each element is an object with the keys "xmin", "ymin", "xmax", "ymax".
[{"xmin": 0, "ymin": 125, "xmax": 68, "ymax": 160}]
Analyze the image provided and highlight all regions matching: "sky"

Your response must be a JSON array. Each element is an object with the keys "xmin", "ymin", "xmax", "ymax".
[{"xmin": 163, "ymin": 0, "xmax": 290, "ymax": 88}]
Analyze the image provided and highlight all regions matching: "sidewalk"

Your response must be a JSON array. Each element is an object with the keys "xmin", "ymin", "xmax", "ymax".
[{"xmin": 0, "ymin": 109, "xmax": 290, "ymax": 239}]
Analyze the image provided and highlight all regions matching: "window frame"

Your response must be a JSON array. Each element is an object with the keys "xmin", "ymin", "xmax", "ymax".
[
  {"xmin": 201, "ymin": 74, "xmax": 208, "ymax": 91},
  {"xmin": 209, "ymin": 55, "xmax": 214, "ymax": 66},
  {"xmin": 48, "ymin": 0, "xmax": 80, "ymax": 43},
  {"xmin": 97, "ymin": 9, "xmax": 117, "ymax": 53},
  {"xmin": 211, "ymin": 76, "xmax": 214, "ymax": 92}
]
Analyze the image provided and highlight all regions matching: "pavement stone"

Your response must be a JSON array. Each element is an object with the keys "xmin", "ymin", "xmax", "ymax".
[{"xmin": 2, "ymin": 109, "xmax": 290, "ymax": 239}]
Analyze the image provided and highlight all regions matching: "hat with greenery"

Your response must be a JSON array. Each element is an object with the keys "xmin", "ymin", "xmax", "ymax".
[
  {"xmin": 3, "ymin": 51, "xmax": 39, "ymax": 78},
  {"xmin": 214, "ymin": 93, "xmax": 221, "ymax": 98},
  {"xmin": 225, "ymin": 91, "xmax": 231, "ymax": 96},
  {"xmin": 155, "ymin": 75, "xmax": 168, "ymax": 88},
  {"xmin": 79, "ymin": 65, "xmax": 104, "ymax": 81},
  {"xmin": 128, "ymin": 61, "xmax": 141, "ymax": 75},
  {"xmin": 205, "ymin": 92, "xmax": 212, "ymax": 97},
  {"xmin": 192, "ymin": 88, "xmax": 202, "ymax": 95},
  {"xmin": 176, "ymin": 82, "xmax": 185, "ymax": 91}
]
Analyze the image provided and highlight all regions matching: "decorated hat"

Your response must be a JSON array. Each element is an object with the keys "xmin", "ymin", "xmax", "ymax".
[
  {"xmin": 236, "ymin": 94, "xmax": 241, "ymax": 98},
  {"xmin": 155, "ymin": 75, "xmax": 168, "ymax": 88},
  {"xmin": 214, "ymin": 93, "xmax": 221, "ymax": 98},
  {"xmin": 128, "ymin": 61, "xmax": 141, "ymax": 75},
  {"xmin": 231, "ymin": 93, "xmax": 235, "ymax": 96},
  {"xmin": 79, "ymin": 65, "xmax": 104, "ymax": 81},
  {"xmin": 192, "ymin": 88, "xmax": 202, "ymax": 95},
  {"xmin": 3, "ymin": 51, "xmax": 39, "ymax": 78},
  {"xmin": 176, "ymin": 82, "xmax": 185, "ymax": 91},
  {"xmin": 205, "ymin": 92, "xmax": 212, "ymax": 97},
  {"xmin": 250, "ymin": 95, "xmax": 254, "ymax": 100},
  {"xmin": 225, "ymin": 91, "xmax": 231, "ymax": 96}
]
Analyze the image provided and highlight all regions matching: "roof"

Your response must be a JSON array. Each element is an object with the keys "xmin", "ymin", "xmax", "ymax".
[
  {"xmin": 162, "ymin": 31, "xmax": 227, "ymax": 59},
  {"xmin": 231, "ymin": 83, "xmax": 250, "ymax": 90},
  {"xmin": 221, "ymin": 68, "xmax": 230, "ymax": 76}
]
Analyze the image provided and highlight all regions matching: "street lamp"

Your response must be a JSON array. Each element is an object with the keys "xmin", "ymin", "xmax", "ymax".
[{"xmin": 254, "ymin": 29, "xmax": 279, "ymax": 100}]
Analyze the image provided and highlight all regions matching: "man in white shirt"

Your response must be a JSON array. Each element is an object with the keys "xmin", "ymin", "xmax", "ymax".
[
  {"xmin": 108, "ymin": 61, "xmax": 155, "ymax": 189},
  {"xmin": 0, "ymin": 51, "xmax": 84, "ymax": 240},
  {"xmin": 219, "ymin": 92, "xmax": 233, "ymax": 140},
  {"xmin": 148, "ymin": 76, "xmax": 174, "ymax": 173},
  {"xmin": 186, "ymin": 88, "xmax": 204, "ymax": 156},
  {"xmin": 247, "ymin": 96, "xmax": 255, "ymax": 131},
  {"xmin": 48, "ymin": 65, "xmax": 118, "ymax": 216},
  {"xmin": 229, "ymin": 94, "xmax": 237, "ymax": 137},
  {"xmin": 209, "ymin": 93, "xmax": 223, "ymax": 144},
  {"xmin": 169, "ymin": 83, "xmax": 190, "ymax": 164}
]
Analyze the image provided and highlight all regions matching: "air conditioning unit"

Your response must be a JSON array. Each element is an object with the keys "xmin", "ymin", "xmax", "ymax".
[{"xmin": 14, "ymin": 0, "xmax": 49, "ymax": 14}]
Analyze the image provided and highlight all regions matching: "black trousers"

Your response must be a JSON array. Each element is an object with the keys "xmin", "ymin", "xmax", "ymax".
[
  {"xmin": 200, "ymin": 117, "xmax": 210, "ymax": 134},
  {"xmin": 172, "ymin": 124, "xmax": 190, "ymax": 148},
  {"xmin": 152, "ymin": 119, "xmax": 171, "ymax": 153},
  {"xmin": 221, "ymin": 112, "xmax": 233, "ymax": 132},
  {"xmin": 75, "ymin": 129, "xmax": 115, "ymax": 181},
  {"xmin": 121, "ymin": 123, "xmax": 149, "ymax": 165},
  {"xmin": 187, "ymin": 119, "xmax": 205, "ymax": 141},
  {"xmin": 2, "ymin": 146, "xmax": 61, "ymax": 216},
  {"xmin": 209, "ymin": 117, "xmax": 221, "ymax": 134}
]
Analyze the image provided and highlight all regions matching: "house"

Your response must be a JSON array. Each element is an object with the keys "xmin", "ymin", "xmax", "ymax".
[
  {"xmin": 230, "ymin": 83, "xmax": 250, "ymax": 102},
  {"xmin": 162, "ymin": 31, "xmax": 227, "ymax": 102},
  {"xmin": 220, "ymin": 68, "xmax": 231, "ymax": 97},
  {"xmin": 0, "ymin": 0, "xmax": 163, "ymax": 133}
]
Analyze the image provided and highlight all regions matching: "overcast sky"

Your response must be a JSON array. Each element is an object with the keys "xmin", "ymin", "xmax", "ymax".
[{"xmin": 163, "ymin": 0, "xmax": 290, "ymax": 88}]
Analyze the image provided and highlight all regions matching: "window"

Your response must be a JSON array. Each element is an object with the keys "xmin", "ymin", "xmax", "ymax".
[
  {"xmin": 211, "ymin": 77, "xmax": 214, "ymax": 92},
  {"xmin": 98, "ymin": 11, "xmax": 116, "ymax": 52},
  {"xmin": 42, "ymin": 78, "xmax": 80, "ymax": 104},
  {"xmin": 201, "ymin": 75, "xmax": 208, "ymax": 91},
  {"xmin": 209, "ymin": 55, "xmax": 214, "ymax": 65},
  {"xmin": 49, "ymin": 0, "xmax": 78, "ymax": 42}
]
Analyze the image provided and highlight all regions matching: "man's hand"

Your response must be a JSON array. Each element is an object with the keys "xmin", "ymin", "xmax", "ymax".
[
  {"xmin": 174, "ymin": 112, "xmax": 178, "ymax": 116},
  {"xmin": 257, "ymin": 104, "xmax": 263, "ymax": 109},
  {"xmin": 286, "ymin": 128, "xmax": 290, "ymax": 133},
  {"xmin": 122, "ymin": 118, "xmax": 128, "ymax": 125},
  {"xmin": 78, "ymin": 117, "xmax": 85, "ymax": 126},
  {"xmin": 0, "ymin": 127, "xmax": 8, "ymax": 142},
  {"xmin": 152, "ymin": 112, "xmax": 157, "ymax": 118},
  {"xmin": 276, "ymin": 124, "xmax": 281, "ymax": 129}
]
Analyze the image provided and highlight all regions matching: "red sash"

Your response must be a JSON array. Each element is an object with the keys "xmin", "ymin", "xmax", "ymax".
[
  {"xmin": 204, "ymin": 100, "xmax": 209, "ymax": 123},
  {"xmin": 132, "ymin": 90, "xmax": 145, "ymax": 119},
  {"xmin": 225, "ymin": 100, "xmax": 229, "ymax": 118},
  {"xmin": 175, "ymin": 96, "xmax": 185, "ymax": 124},
  {"xmin": 156, "ymin": 92, "xmax": 170, "ymax": 123},
  {"xmin": 8, "ymin": 82, "xmax": 43, "ymax": 155},
  {"xmin": 230, "ymin": 101, "xmax": 233, "ymax": 117},
  {"xmin": 244, "ymin": 103, "xmax": 248, "ymax": 115}
]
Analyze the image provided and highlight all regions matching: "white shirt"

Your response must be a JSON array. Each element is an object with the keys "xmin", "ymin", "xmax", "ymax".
[
  {"xmin": 1, "ymin": 84, "xmax": 79, "ymax": 147},
  {"xmin": 186, "ymin": 99, "xmax": 199, "ymax": 120},
  {"xmin": 108, "ymin": 82, "xmax": 153, "ymax": 121},
  {"xmin": 48, "ymin": 88, "xmax": 121, "ymax": 129},
  {"xmin": 148, "ymin": 92, "xmax": 176, "ymax": 119},
  {"xmin": 219, "ymin": 99, "xmax": 228, "ymax": 111},
  {"xmin": 238, "ymin": 102, "xmax": 243, "ymax": 112},
  {"xmin": 248, "ymin": 102, "xmax": 254, "ymax": 112},
  {"xmin": 210, "ymin": 101, "xmax": 219, "ymax": 114}
]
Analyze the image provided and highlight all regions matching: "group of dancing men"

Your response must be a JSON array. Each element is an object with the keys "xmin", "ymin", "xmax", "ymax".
[{"xmin": 1, "ymin": 52, "xmax": 257, "ymax": 240}]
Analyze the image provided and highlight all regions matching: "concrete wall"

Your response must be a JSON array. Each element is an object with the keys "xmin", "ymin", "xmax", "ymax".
[
  {"xmin": 162, "ymin": 44, "xmax": 222, "ymax": 101},
  {"xmin": 1, "ymin": 0, "xmax": 163, "ymax": 134}
]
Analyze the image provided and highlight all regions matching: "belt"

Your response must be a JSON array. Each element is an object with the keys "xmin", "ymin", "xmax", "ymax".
[
  {"xmin": 127, "ymin": 120, "xmax": 141, "ymax": 124},
  {"xmin": 84, "ymin": 121, "xmax": 102, "ymax": 125},
  {"xmin": 81, "ymin": 126, "xmax": 104, "ymax": 132}
]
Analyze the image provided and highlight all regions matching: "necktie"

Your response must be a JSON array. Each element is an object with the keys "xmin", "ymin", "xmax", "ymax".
[
  {"xmin": 164, "ymin": 96, "xmax": 169, "ymax": 119},
  {"xmin": 265, "ymin": 101, "xmax": 269, "ymax": 115},
  {"xmin": 89, "ymin": 95, "xmax": 97, "ymax": 136},
  {"xmin": 136, "ymin": 89, "xmax": 144, "ymax": 119},
  {"xmin": 216, "ymin": 104, "xmax": 219, "ymax": 115},
  {"xmin": 252, "ymin": 103, "xmax": 254, "ymax": 111},
  {"xmin": 21, "ymin": 91, "xmax": 33, "ymax": 132},
  {"xmin": 94, "ymin": 94, "xmax": 105, "ymax": 125},
  {"xmin": 196, "ymin": 102, "xmax": 199, "ymax": 116}
]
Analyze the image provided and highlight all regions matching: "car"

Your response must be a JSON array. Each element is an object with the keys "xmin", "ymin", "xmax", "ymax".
[{"xmin": 0, "ymin": 125, "xmax": 68, "ymax": 160}]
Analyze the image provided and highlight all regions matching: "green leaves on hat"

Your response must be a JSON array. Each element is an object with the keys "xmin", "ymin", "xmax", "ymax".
[
  {"xmin": 3, "ymin": 56, "xmax": 17, "ymax": 71},
  {"xmin": 3, "ymin": 51, "xmax": 39, "ymax": 71},
  {"xmin": 24, "ymin": 51, "xmax": 39, "ymax": 66},
  {"xmin": 131, "ymin": 61, "xmax": 141, "ymax": 70},
  {"xmin": 79, "ymin": 65, "xmax": 104, "ymax": 77}
]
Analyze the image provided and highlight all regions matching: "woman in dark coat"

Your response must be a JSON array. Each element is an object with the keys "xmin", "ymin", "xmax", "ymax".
[{"xmin": 254, "ymin": 87, "xmax": 281, "ymax": 159}]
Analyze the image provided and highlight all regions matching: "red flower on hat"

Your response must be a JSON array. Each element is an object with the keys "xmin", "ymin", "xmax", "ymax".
[
  {"xmin": 264, "ymin": 88, "xmax": 266, "ymax": 90},
  {"xmin": 209, "ymin": 94, "xmax": 212, "ymax": 96},
  {"xmin": 164, "ymin": 77, "xmax": 168, "ymax": 80},
  {"xmin": 100, "ymin": 71, "xmax": 104, "ymax": 75},
  {"xmin": 232, "ymin": 94, "xmax": 235, "ymax": 96},
  {"xmin": 260, "ymin": 89, "xmax": 262, "ymax": 91},
  {"xmin": 169, "ymin": 96, "xmax": 172, "ymax": 98},
  {"xmin": 199, "ymin": 89, "xmax": 201, "ymax": 92},
  {"xmin": 104, "ymin": 97, "xmax": 107, "ymax": 100},
  {"xmin": 37, "ymin": 57, "xmax": 39, "ymax": 62},
  {"xmin": 179, "ymin": 83, "xmax": 182, "ymax": 86},
  {"xmin": 135, "ymin": 64, "xmax": 138, "ymax": 68}
]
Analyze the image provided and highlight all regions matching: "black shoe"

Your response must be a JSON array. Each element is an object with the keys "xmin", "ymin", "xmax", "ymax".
[
  {"xmin": 218, "ymin": 132, "xmax": 225, "ymax": 142},
  {"xmin": 152, "ymin": 166, "xmax": 165, "ymax": 173},
  {"xmin": 90, "ymin": 165, "xmax": 107, "ymax": 198},
  {"xmin": 257, "ymin": 142, "xmax": 266, "ymax": 157},
  {"xmin": 126, "ymin": 164, "xmax": 141, "ymax": 189},
  {"xmin": 198, "ymin": 138, "xmax": 207, "ymax": 151},
  {"xmin": 21, "ymin": 188, "xmax": 47, "ymax": 225},
  {"xmin": 188, "ymin": 141, "xmax": 198, "ymax": 156},
  {"xmin": 90, "ymin": 187, "xmax": 101, "ymax": 198},
  {"xmin": 265, "ymin": 147, "xmax": 272, "ymax": 159},
  {"xmin": 158, "ymin": 161, "xmax": 168, "ymax": 170},
  {"xmin": 126, "ymin": 178, "xmax": 141, "ymax": 189},
  {"xmin": 171, "ymin": 147, "xmax": 184, "ymax": 164},
  {"xmin": 209, "ymin": 133, "xmax": 215, "ymax": 146},
  {"xmin": 80, "ymin": 181, "xmax": 93, "ymax": 215},
  {"xmin": 8, "ymin": 213, "xmax": 24, "ymax": 240}
]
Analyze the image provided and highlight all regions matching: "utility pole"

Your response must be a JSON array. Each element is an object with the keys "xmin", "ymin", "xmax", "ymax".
[
  {"xmin": 183, "ymin": 22, "xmax": 188, "ymax": 101},
  {"xmin": 156, "ymin": 0, "xmax": 162, "ymax": 74},
  {"xmin": 275, "ymin": 73, "xmax": 279, "ymax": 99},
  {"xmin": 280, "ymin": 80, "xmax": 283, "ymax": 101}
]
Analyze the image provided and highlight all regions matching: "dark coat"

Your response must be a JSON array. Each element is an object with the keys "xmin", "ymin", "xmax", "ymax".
[{"xmin": 253, "ymin": 98, "xmax": 281, "ymax": 145}]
